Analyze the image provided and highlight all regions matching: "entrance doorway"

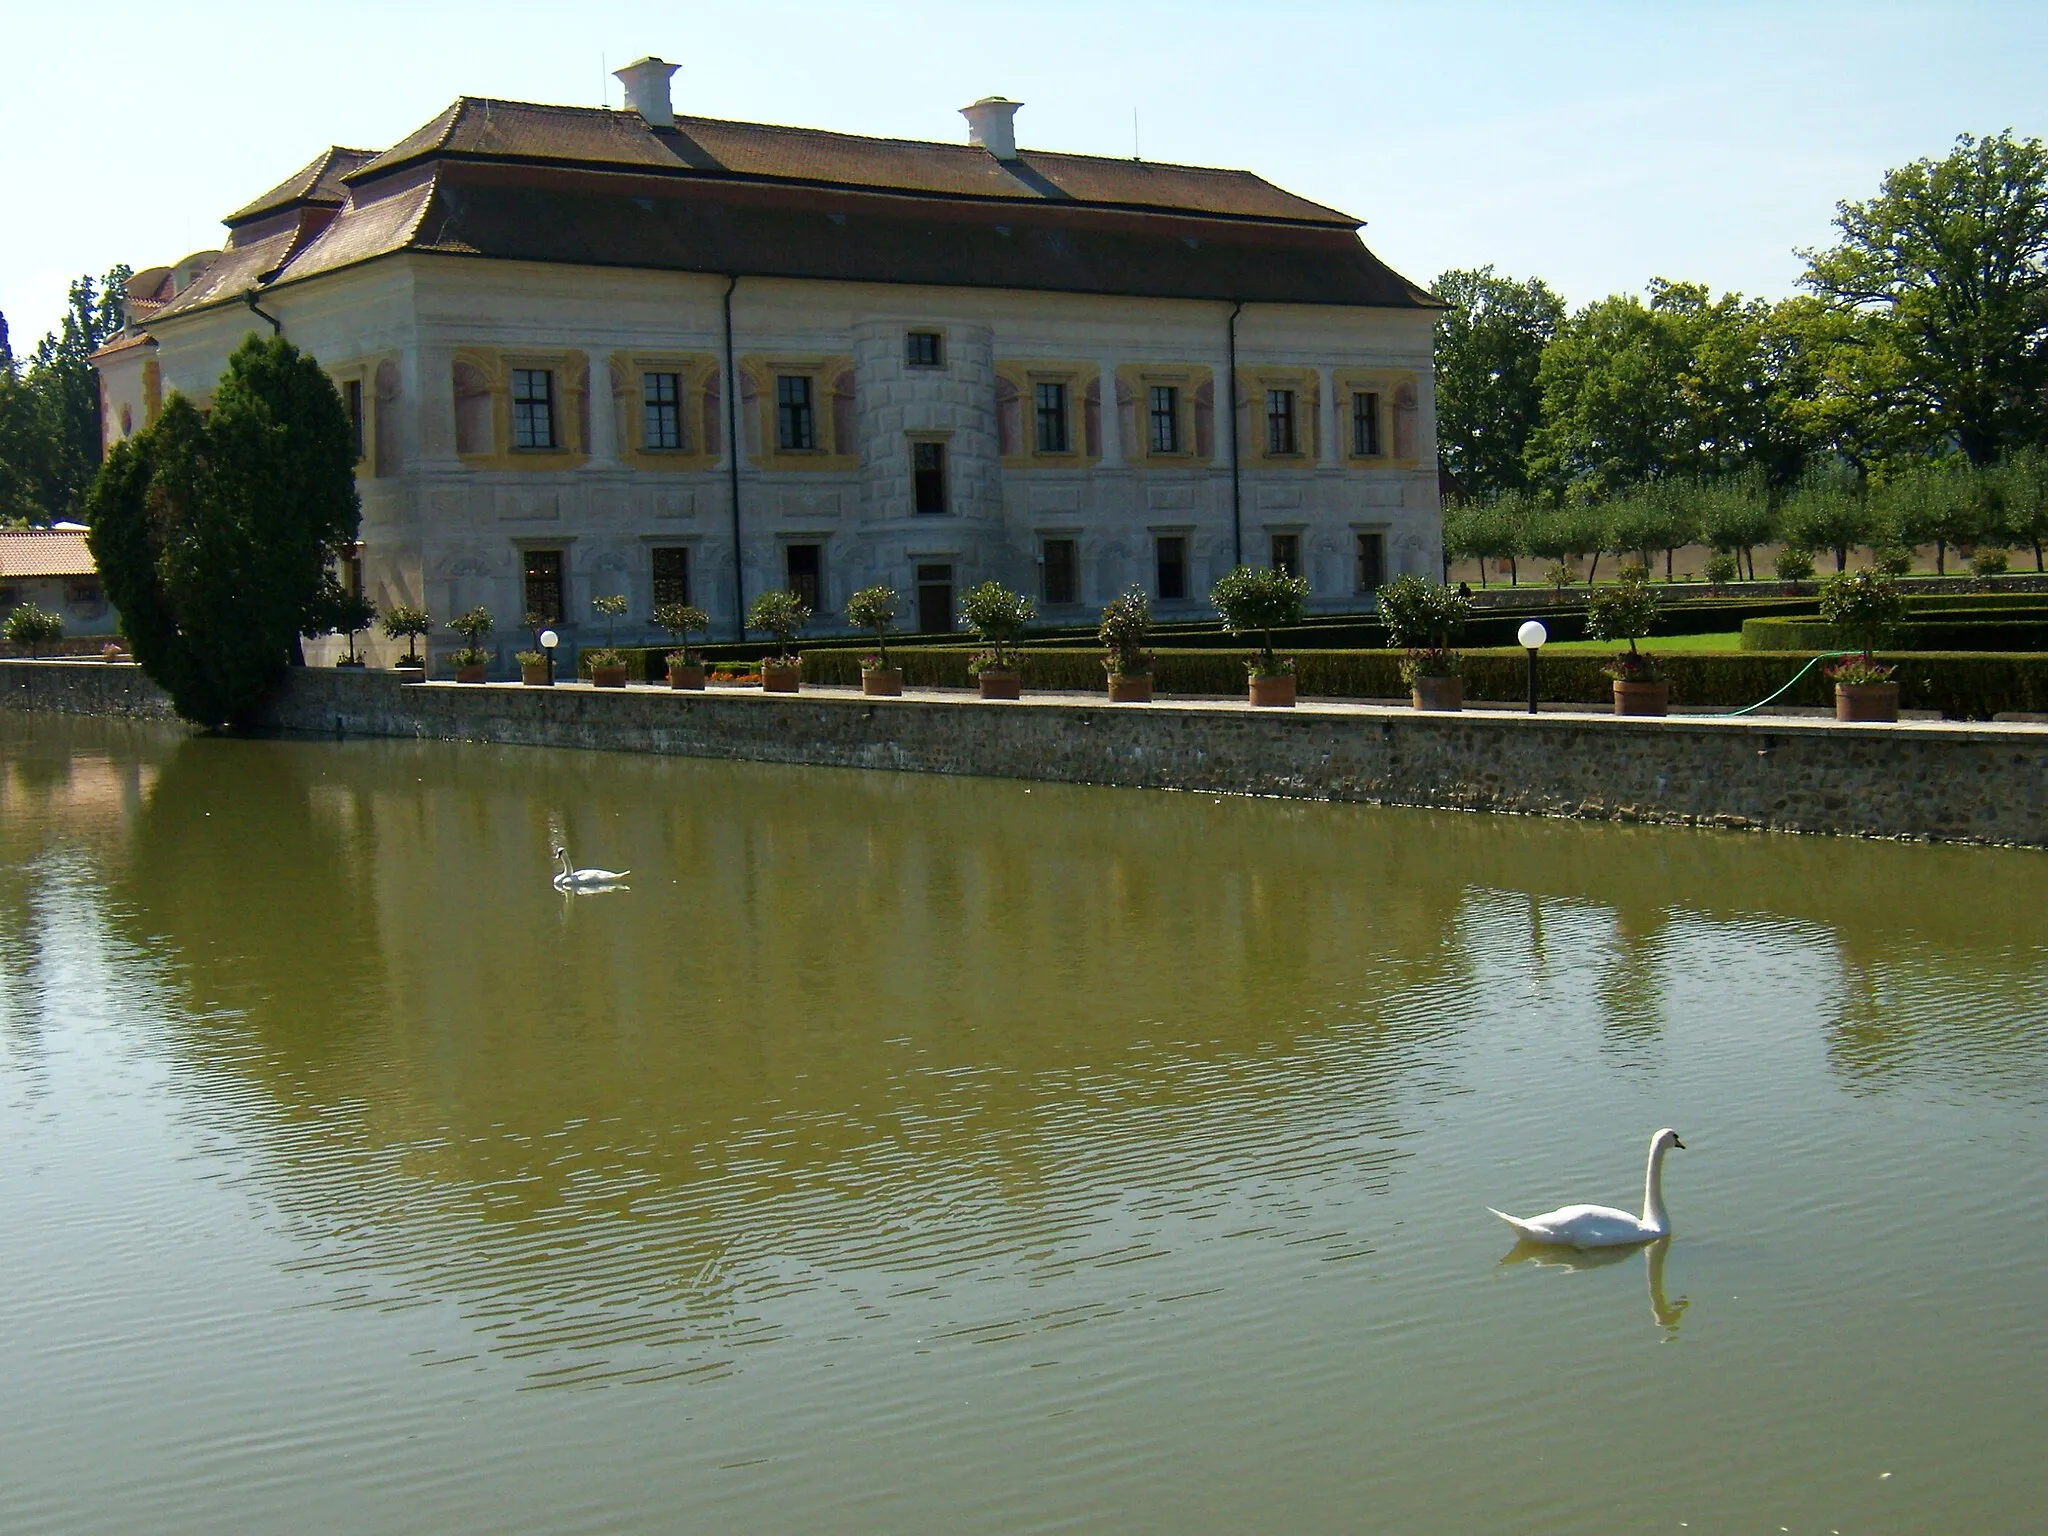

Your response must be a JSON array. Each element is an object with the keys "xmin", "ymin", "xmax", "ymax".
[{"xmin": 916, "ymin": 564, "xmax": 953, "ymax": 633}]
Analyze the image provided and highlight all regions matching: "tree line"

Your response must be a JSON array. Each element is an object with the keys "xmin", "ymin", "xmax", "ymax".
[
  {"xmin": 1434, "ymin": 130, "xmax": 2048, "ymax": 581},
  {"xmin": 0, "ymin": 268, "xmax": 129, "ymax": 524}
]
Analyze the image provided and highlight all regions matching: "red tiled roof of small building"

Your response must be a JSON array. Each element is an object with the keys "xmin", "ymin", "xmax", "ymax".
[{"xmin": 0, "ymin": 529, "xmax": 97, "ymax": 580}]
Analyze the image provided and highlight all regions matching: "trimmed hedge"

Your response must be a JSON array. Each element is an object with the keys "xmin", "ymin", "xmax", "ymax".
[
  {"xmin": 1744, "ymin": 616, "xmax": 2048, "ymax": 652},
  {"xmin": 776, "ymin": 644, "xmax": 2048, "ymax": 718}
]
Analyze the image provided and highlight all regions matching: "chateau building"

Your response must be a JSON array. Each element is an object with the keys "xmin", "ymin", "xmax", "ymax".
[{"xmin": 95, "ymin": 58, "xmax": 1442, "ymax": 667}]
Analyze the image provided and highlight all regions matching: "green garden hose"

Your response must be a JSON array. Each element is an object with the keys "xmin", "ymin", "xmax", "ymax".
[{"xmin": 1717, "ymin": 652, "xmax": 1857, "ymax": 717}]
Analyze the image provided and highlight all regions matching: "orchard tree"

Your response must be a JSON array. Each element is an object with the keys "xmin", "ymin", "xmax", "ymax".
[
  {"xmin": 86, "ymin": 334, "xmax": 359, "ymax": 728},
  {"xmin": 1800, "ymin": 131, "xmax": 2048, "ymax": 464}
]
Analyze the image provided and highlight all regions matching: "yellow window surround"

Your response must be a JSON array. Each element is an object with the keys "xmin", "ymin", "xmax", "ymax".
[
  {"xmin": 1114, "ymin": 363, "xmax": 1215, "ymax": 466},
  {"xmin": 610, "ymin": 351, "xmax": 721, "ymax": 471},
  {"xmin": 452, "ymin": 347, "xmax": 591, "ymax": 471},
  {"xmin": 1240, "ymin": 366, "xmax": 1320, "ymax": 468},
  {"xmin": 1334, "ymin": 367, "xmax": 1421, "ymax": 468},
  {"xmin": 741, "ymin": 354, "xmax": 858, "ymax": 472},
  {"xmin": 996, "ymin": 360, "xmax": 1101, "ymax": 470}
]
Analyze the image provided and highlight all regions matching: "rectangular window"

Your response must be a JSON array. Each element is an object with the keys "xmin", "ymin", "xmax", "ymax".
[
  {"xmin": 65, "ymin": 577, "xmax": 103, "ymax": 607},
  {"xmin": 786, "ymin": 543, "xmax": 822, "ymax": 611},
  {"xmin": 916, "ymin": 564, "xmax": 953, "ymax": 634},
  {"xmin": 906, "ymin": 331, "xmax": 944, "ymax": 367},
  {"xmin": 1042, "ymin": 538, "xmax": 1078, "ymax": 606},
  {"xmin": 0, "ymin": 584, "xmax": 22, "ymax": 609},
  {"xmin": 344, "ymin": 379, "xmax": 365, "ymax": 461},
  {"xmin": 1155, "ymin": 536, "xmax": 1187, "ymax": 602},
  {"xmin": 1270, "ymin": 533, "xmax": 1301, "ymax": 578},
  {"xmin": 1149, "ymin": 385, "xmax": 1179, "ymax": 454},
  {"xmin": 643, "ymin": 372, "xmax": 683, "ymax": 451},
  {"xmin": 1352, "ymin": 391, "xmax": 1382, "ymax": 457},
  {"xmin": 342, "ymin": 554, "xmax": 364, "ymax": 596},
  {"xmin": 652, "ymin": 547, "xmax": 691, "ymax": 609},
  {"xmin": 1034, "ymin": 382, "xmax": 1069, "ymax": 453},
  {"xmin": 912, "ymin": 441, "xmax": 948, "ymax": 514},
  {"xmin": 511, "ymin": 369, "xmax": 556, "ymax": 450},
  {"xmin": 1265, "ymin": 389, "xmax": 1296, "ymax": 456},
  {"xmin": 1355, "ymin": 531, "xmax": 1386, "ymax": 594},
  {"xmin": 776, "ymin": 375, "xmax": 816, "ymax": 451},
  {"xmin": 523, "ymin": 548, "xmax": 565, "ymax": 626}
]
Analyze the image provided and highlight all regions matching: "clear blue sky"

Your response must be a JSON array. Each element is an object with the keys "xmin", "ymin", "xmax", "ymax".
[{"xmin": 3, "ymin": 0, "xmax": 2042, "ymax": 351}]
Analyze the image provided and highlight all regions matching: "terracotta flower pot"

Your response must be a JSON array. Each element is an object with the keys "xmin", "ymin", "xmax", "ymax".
[
  {"xmin": 395, "ymin": 662, "xmax": 425, "ymax": 683},
  {"xmin": 761, "ymin": 661, "xmax": 802, "ymax": 694},
  {"xmin": 1612, "ymin": 679, "xmax": 1669, "ymax": 716},
  {"xmin": 1248, "ymin": 673, "xmax": 1296, "ymax": 707},
  {"xmin": 590, "ymin": 664, "xmax": 629, "ymax": 689},
  {"xmin": 520, "ymin": 660, "xmax": 552, "ymax": 687},
  {"xmin": 978, "ymin": 670, "xmax": 1022, "ymax": 701},
  {"xmin": 667, "ymin": 663, "xmax": 706, "ymax": 691},
  {"xmin": 1835, "ymin": 681, "xmax": 1900, "ymax": 723},
  {"xmin": 1409, "ymin": 675, "xmax": 1463, "ymax": 711},
  {"xmin": 1107, "ymin": 673, "xmax": 1153, "ymax": 703},
  {"xmin": 862, "ymin": 667, "xmax": 903, "ymax": 697},
  {"xmin": 454, "ymin": 664, "xmax": 487, "ymax": 685}
]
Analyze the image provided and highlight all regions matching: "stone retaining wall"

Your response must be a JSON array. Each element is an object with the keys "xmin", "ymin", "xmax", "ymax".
[{"xmin": 6, "ymin": 661, "xmax": 2046, "ymax": 847}]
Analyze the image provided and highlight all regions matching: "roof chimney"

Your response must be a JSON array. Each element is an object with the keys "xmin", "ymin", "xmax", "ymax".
[
  {"xmin": 615, "ymin": 56, "xmax": 679, "ymax": 128},
  {"xmin": 960, "ymin": 96, "xmax": 1023, "ymax": 161}
]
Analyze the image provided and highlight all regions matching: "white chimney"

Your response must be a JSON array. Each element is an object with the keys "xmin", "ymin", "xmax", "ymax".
[
  {"xmin": 615, "ymin": 56, "xmax": 679, "ymax": 128},
  {"xmin": 960, "ymin": 96, "xmax": 1023, "ymax": 161}
]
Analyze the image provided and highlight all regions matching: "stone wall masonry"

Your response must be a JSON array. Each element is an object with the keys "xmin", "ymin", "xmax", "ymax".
[{"xmin": 8, "ymin": 661, "xmax": 2045, "ymax": 848}]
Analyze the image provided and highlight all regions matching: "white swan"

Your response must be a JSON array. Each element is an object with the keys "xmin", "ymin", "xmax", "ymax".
[
  {"xmin": 1489, "ymin": 1128, "xmax": 1685, "ymax": 1249},
  {"xmin": 552, "ymin": 846, "xmax": 630, "ymax": 890}
]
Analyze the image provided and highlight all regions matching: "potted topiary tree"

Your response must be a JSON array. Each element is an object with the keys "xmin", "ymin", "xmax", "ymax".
[
  {"xmin": 1544, "ymin": 562, "xmax": 1577, "ymax": 604},
  {"xmin": 1586, "ymin": 570, "xmax": 1667, "ymax": 715},
  {"xmin": 1702, "ymin": 551, "xmax": 1739, "ymax": 592},
  {"xmin": 845, "ymin": 584, "xmax": 903, "ymax": 696},
  {"xmin": 585, "ymin": 593, "xmax": 631, "ymax": 687},
  {"xmin": 654, "ymin": 601, "xmax": 710, "ymax": 689},
  {"xmin": 749, "ymin": 589, "xmax": 812, "ymax": 692},
  {"xmin": 448, "ymin": 605, "xmax": 494, "ymax": 683},
  {"xmin": 1773, "ymin": 546, "xmax": 1816, "ymax": 593},
  {"xmin": 1211, "ymin": 565, "xmax": 1309, "ymax": 706},
  {"xmin": 332, "ymin": 588, "xmax": 377, "ymax": 668},
  {"xmin": 959, "ymin": 580, "xmax": 1035, "ymax": 700},
  {"xmin": 1819, "ymin": 568, "xmax": 1905, "ymax": 722},
  {"xmin": 1376, "ymin": 573, "xmax": 1469, "ymax": 711},
  {"xmin": 382, "ymin": 604, "xmax": 430, "ymax": 677},
  {"xmin": 3, "ymin": 602, "xmax": 65, "ymax": 657},
  {"xmin": 516, "ymin": 609, "xmax": 550, "ymax": 686},
  {"xmin": 1099, "ymin": 586, "xmax": 1153, "ymax": 702}
]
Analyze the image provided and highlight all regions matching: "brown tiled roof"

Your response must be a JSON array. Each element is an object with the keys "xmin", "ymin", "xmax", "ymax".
[
  {"xmin": 227, "ymin": 146, "xmax": 377, "ymax": 228},
  {"xmin": 148, "ymin": 228, "xmax": 299, "ymax": 320},
  {"xmin": 347, "ymin": 99, "xmax": 1360, "ymax": 228},
  {"xmin": 0, "ymin": 529, "xmax": 97, "ymax": 579}
]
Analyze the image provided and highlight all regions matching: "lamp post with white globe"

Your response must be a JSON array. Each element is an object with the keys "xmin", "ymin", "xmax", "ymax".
[
  {"xmin": 540, "ymin": 629, "xmax": 559, "ymax": 686},
  {"xmin": 1518, "ymin": 620, "xmax": 1548, "ymax": 715}
]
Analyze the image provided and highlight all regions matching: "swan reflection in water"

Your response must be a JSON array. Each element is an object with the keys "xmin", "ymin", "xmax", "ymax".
[{"xmin": 1501, "ymin": 1235, "xmax": 1690, "ymax": 1335}]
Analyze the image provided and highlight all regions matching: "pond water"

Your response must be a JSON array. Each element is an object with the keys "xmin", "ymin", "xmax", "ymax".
[{"xmin": 2, "ymin": 716, "xmax": 2045, "ymax": 1534}]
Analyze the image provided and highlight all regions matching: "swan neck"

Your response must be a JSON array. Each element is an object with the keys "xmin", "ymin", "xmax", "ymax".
[{"xmin": 1642, "ymin": 1141, "xmax": 1671, "ymax": 1233}]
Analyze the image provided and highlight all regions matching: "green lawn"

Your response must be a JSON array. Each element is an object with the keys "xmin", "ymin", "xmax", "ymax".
[{"xmin": 1475, "ymin": 631, "xmax": 1747, "ymax": 655}]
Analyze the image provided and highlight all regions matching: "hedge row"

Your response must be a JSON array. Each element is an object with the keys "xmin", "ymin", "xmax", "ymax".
[
  {"xmin": 1744, "ymin": 616, "xmax": 2048, "ymax": 652},
  {"xmin": 753, "ymin": 645, "xmax": 2048, "ymax": 718}
]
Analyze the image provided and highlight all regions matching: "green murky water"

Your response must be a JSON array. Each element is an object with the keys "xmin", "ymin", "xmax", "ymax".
[{"xmin": 2, "ymin": 715, "xmax": 2044, "ymax": 1533}]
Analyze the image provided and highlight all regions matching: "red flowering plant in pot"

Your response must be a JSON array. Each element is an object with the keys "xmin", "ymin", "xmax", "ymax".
[
  {"xmin": 1586, "ymin": 572, "xmax": 1667, "ymax": 716},
  {"xmin": 1819, "ymin": 569, "xmax": 1904, "ymax": 722}
]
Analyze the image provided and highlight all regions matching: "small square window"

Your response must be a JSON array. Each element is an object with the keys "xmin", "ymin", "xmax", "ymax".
[
  {"xmin": 912, "ymin": 441, "xmax": 948, "ymax": 514},
  {"xmin": 1265, "ymin": 389, "xmax": 1296, "ymax": 457},
  {"xmin": 1270, "ymin": 533, "xmax": 1301, "ymax": 578},
  {"xmin": 643, "ymin": 372, "xmax": 683, "ymax": 451},
  {"xmin": 1042, "ymin": 538, "xmax": 1079, "ymax": 605},
  {"xmin": 1352, "ymin": 391, "xmax": 1382, "ymax": 457},
  {"xmin": 906, "ymin": 331, "xmax": 944, "ymax": 367},
  {"xmin": 512, "ymin": 369, "xmax": 556, "ymax": 450},
  {"xmin": 1149, "ymin": 386, "xmax": 1180, "ymax": 454}
]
